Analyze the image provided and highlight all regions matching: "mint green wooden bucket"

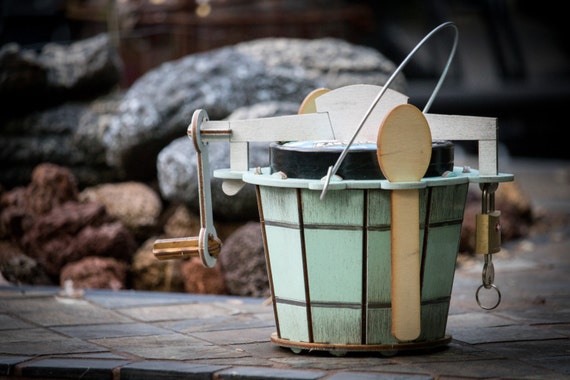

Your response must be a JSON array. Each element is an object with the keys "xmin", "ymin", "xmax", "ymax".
[{"xmin": 243, "ymin": 168, "xmax": 470, "ymax": 355}]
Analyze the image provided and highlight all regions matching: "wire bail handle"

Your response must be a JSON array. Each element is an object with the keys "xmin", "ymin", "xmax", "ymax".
[{"xmin": 320, "ymin": 21, "xmax": 459, "ymax": 200}]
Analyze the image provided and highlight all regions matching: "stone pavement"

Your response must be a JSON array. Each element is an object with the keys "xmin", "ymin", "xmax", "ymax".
[{"xmin": 1, "ymin": 157, "xmax": 569, "ymax": 379}]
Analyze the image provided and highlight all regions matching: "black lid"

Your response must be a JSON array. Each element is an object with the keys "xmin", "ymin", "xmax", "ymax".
[{"xmin": 270, "ymin": 140, "xmax": 454, "ymax": 180}]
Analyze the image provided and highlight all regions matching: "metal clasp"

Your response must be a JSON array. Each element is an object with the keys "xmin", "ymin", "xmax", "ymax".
[{"xmin": 475, "ymin": 183, "xmax": 502, "ymax": 310}]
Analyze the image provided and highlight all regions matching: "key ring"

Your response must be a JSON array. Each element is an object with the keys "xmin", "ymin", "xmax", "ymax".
[
  {"xmin": 476, "ymin": 254, "xmax": 501, "ymax": 310},
  {"xmin": 476, "ymin": 283, "xmax": 501, "ymax": 310}
]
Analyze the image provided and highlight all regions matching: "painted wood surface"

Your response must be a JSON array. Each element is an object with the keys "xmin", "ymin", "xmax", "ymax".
[{"xmin": 258, "ymin": 180, "xmax": 468, "ymax": 346}]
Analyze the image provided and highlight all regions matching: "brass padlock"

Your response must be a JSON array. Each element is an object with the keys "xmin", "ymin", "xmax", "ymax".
[{"xmin": 475, "ymin": 210, "xmax": 501, "ymax": 254}]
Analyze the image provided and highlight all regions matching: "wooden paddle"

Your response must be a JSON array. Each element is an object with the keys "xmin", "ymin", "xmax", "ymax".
[
  {"xmin": 377, "ymin": 104, "xmax": 432, "ymax": 342},
  {"xmin": 297, "ymin": 88, "xmax": 330, "ymax": 114}
]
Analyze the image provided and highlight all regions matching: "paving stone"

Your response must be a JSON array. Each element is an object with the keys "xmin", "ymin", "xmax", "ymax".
[
  {"xmin": 217, "ymin": 366, "xmax": 326, "ymax": 379},
  {"xmin": 411, "ymin": 357, "xmax": 561, "ymax": 379},
  {"xmin": 0, "ymin": 296, "xmax": 132, "ymax": 326},
  {"xmin": 446, "ymin": 312, "xmax": 517, "ymax": 330},
  {"xmin": 18, "ymin": 358, "xmax": 129, "ymax": 380},
  {"xmin": 0, "ymin": 314, "xmax": 34, "ymax": 330},
  {"xmin": 0, "ymin": 337, "xmax": 108, "ymax": 356},
  {"xmin": 120, "ymin": 360, "xmax": 229, "ymax": 380},
  {"xmin": 0, "ymin": 327, "xmax": 67, "ymax": 344},
  {"xmin": 528, "ymin": 355, "xmax": 570, "ymax": 376},
  {"xmin": 0, "ymin": 356, "xmax": 30, "ymax": 376},
  {"xmin": 85, "ymin": 290, "xmax": 265, "ymax": 309},
  {"xmin": 189, "ymin": 326, "xmax": 276, "ymax": 345},
  {"xmin": 52, "ymin": 322, "xmax": 172, "ymax": 339},
  {"xmin": 326, "ymin": 372, "xmax": 433, "ymax": 380},
  {"xmin": 91, "ymin": 333, "xmax": 248, "ymax": 360},
  {"xmin": 450, "ymin": 324, "xmax": 567, "ymax": 344},
  {"xmin": 156, "ymin": 313, "xmax": 274, "ymax": 334},
  {"xmin": 116, "ymin": 303, "xmax": 237, "ymax": 322},
  {"xmin": 475, "ymin": 338, "xmax": 570, "ymax": 359}
]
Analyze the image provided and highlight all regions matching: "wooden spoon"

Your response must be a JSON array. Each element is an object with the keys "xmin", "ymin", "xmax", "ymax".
[{"xmin": 377, "ymin": 104, "xmax": 432, "ymax": 341}]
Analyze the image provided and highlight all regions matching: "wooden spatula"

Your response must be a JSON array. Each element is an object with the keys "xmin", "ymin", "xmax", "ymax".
[{"xmin": 377, "ymin": 104, "xmax": 432, "ymax": 342}]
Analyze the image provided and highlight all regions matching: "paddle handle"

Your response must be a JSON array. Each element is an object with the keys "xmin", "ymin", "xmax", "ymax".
[
  {"xmin": 153, "ymin": 235, "xmax": 222, "ymax": 261},
  {"xmin": 391, "ymin": 189, "xmax": 422, "ymax": 341}
]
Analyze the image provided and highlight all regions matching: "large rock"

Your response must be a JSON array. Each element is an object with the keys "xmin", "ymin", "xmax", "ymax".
[
  {"xmin": 106, "ymin": 37, "xmax": 404, "ymax": 180},
  {"xmin": 19, "ymin": 204, "xmax": 136, "ymax": 278},
  {"xmin": 130, "ymin": 238, "xmax": 186, "ymax": 293},
  {"xmin": 0, "ymin": 163, "xmax": 137, "ymax": 279},
  {"xmin": 1, "ymin": 36, "xmax": 404, "ymax": 189},
  {"xmin": 79, "ymin": 181, "xmax": 163, "ymax": 241},
  {"xmin": 218, "ymin": 221, "xmax": 269, "ymax": 298},
  {"xmin": 0, "ymin": 240, "xmax": 52, "ymax": 286},
  {"xmin": 60, "ymin": 256, "xmax": 129, "ymax": 290},
  {"xmin": 0, "ymin": 33, "xmax": 121, "ymax": 119},
  {"xmin": 180, "ymin": 258, "xmax": 226, "ymax": 295}
]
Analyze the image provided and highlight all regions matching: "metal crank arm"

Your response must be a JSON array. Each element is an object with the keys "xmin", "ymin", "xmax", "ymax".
[{"xmin": 153, "ymin": 109, "xmax": 222, "ymax": 268}]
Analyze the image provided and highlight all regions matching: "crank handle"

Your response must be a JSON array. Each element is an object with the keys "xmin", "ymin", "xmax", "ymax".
[{"xmin": 153, "ymin": 234, "xmax": 222, "ymax": 261}]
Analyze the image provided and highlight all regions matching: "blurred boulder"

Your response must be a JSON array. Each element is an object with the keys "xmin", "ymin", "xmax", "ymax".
[
  {"xmin": 111, "ymin": 37, "xmax": 404, "ymax": 182},
  {"xmin": 131, "ymin": 237, "xmax": 186, "ymax": 293},
  {"xmin": 0, "ymin": 240, "xmax": 52, "ymax": 286},
  {"xmin": 1, "ymin": 35, "xmax": 403, "ymax": 191},
  {"xmin": 60, "ymin": 256, "xmax": 128, "ymax": 290},
  {"xmin": 0, "ymin": 163, "xmax": 137, "ymax": 280},
  {"xmin": 80, "ymin": 181, "xmax": 163, "ymax": 241},
  {"xmin": 180, "ymin": 258, "xmax": 226, "ymax": 295},
  {"xmin": 218, "ymin": 221, "xmax": 269, "ymax": 298},
  {"xmin": 0, "ymin": 33, "xmax": 121, "ymax": 119}
]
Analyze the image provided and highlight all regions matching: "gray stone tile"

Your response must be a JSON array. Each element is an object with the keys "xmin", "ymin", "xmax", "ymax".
[
  {"xmin": 326, "ymin": 372, "xmax": 433, "ymax": 380},
  {"xmin": 66, "ymin": 352, "xmax": 130, "ymax": 359},
  {"xmin": 476, "ymin": 338, "xmax": 570, "ymax": 359},
  {"xmin": 0, "ymin": 296, "xmax": 132, "ymax": 326},
  {"xmin": 85, "ymin": 290, "xmax": 265, "ymax": 309},
  {"xmin": 0, "ymin": 337, "xmax": 108, "ymax": 356},
  {"xmin": 0, "ymin": 314, "xmax": 34, "ymax": 330},
  {"xmin": 0, "ymin": 327, "xmax": 66, "ymax": 344},
  {"xmin": 120, "ymin": 360, "xmax": 229, "ymax": 379},
  {"xmin": 19, "ymin": 358, "xmax": 129, "ymax": 380},
  {"xmin": 269, "ymin": 353, "xmax": 399, "ymax": 371},
  {"xmin": 394, "ymin": 341, "xmax": 496, "ymax": 363},
  {"xmin": 0, "ymin": 355, "xmax": 31, "ymax": 376},
  {"xmin": 189, "ymin": 326, "xmax": 276, "ymax": 345},
  {"xmin": 450, "ymin": 324, "xmax": 567, "ymax": 344},
  {"xmin": 413, "ymin": 357, "xmax": 562, "ymax": 379},
  {"xmin": 116, "ymin": 303, "xmax": 236, "ymax": 322},
  {"xmin": 156, "ymin": 313, "xmax": 274, "ymax": 334},
  {"xmin": 91, "ymin": 333, "xmax": 248, "ymax": 360},
  {"xmin": 217, "ymin": 366, "xmax": 326, "ymax": 379},
  {"xmin": 499, "ymin": 305, "xmax": 570, "ymax": 325},
  {"xmin": 528, "ymin": 355, "xmax": 570, "ymax": 376},
  {"xmin": 446, "ymin": 312, "xmax": 517, "ymax": 330},
  {"xmin": 52, "ymin": 322, "xmax": 172, "ymax": 339}
]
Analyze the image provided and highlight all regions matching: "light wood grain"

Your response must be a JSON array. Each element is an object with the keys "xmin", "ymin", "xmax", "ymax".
[
  {"xmin": 377, "ymin": 104, "xmax": 432, "ymax": 342},
  {"xmin": 298, "ymin": 88, "xmax": 330, "ymax": 114}
]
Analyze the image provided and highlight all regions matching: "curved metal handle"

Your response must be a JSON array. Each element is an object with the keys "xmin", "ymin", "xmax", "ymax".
[{"xmin": 320, "ymin": 21, "xmax": 459, "ymax": 200}]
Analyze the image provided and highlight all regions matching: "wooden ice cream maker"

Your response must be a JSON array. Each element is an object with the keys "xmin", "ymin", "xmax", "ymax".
[{"xmin": 153, "ymin": 23, "xmax": 513, "ymax": 355}]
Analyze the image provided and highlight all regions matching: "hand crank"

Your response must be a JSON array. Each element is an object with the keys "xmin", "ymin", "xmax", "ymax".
[{"xmin": 153, "ymin": 109, "xmax": 222, "ymax": 268}]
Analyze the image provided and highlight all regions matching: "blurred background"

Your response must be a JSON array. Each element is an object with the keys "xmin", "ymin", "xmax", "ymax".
[{"xmin": 1, "ymin": 0, "xmax": 569, "ymax": 159}]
